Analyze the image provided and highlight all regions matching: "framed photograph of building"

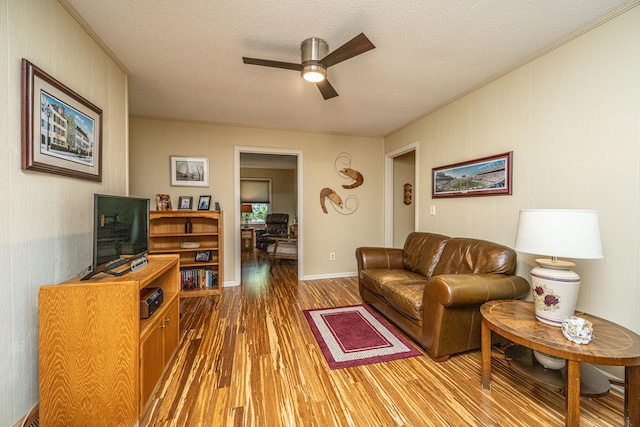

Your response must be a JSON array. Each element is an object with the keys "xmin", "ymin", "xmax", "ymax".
[
  {"xmin": 21, "ymin": 59, "xmax": 102, "ymax": 181},
  {"xmin": 171, "ymin": 156, "xmax": 209, "ymax": 187},
  {"xmin": 432, "ymin": 152, "xmax": 513, "ymax": 198}
]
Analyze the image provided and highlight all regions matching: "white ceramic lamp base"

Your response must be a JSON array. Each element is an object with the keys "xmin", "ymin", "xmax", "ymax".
[{"xmin": 530, "ymin": 259, "xmax": 580, "ymax": 327}]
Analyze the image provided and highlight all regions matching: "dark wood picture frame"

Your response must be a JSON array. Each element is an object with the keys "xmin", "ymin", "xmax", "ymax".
[
  {"xmin": 178, "ymin": 196, "xmax": 193, "ymax": 210},
  {"xmin": 21, "ymin": 59, "xmax": 103, "ymax": 181},
  {"xmin": 432, "ymin": 152, "xmax": 513, "ymax": 198}
]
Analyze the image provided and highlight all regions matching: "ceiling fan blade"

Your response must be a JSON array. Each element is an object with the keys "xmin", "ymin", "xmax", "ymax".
[
  {"xmin": 242, "ymin": 57, "xmax": 302, "ymax": 71},
  {"xmin": 317, "ymin": 79, "xmax": 338, "ymax": 100},
  {"xmin": 320, "ymin": 33, "xmax": 375, "ymax": 68}
]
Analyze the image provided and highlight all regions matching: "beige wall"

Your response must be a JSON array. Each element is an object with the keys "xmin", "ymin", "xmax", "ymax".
[
  {"xmin": 129, "ymin": 117, "xmax": 384, "ymax": 281},
  {"xmin": 241, "ymin": 167, "xmax": 297, "ymax": 222},
  {"xmin": 0, "ymin": 0, "xmax": 129, "ymax": 424},
  {"xmin": 386, "ymin": 5, "xmax": 640, "ymax": 374}
]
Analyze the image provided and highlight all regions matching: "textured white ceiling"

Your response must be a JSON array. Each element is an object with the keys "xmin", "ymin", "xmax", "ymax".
[{"xmin": 64, "ymin": 0, "xmax": 631, "ymax": 137}]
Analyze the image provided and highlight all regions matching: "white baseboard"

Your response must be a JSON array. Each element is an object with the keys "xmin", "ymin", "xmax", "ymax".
[
  {"xmin": 223, "ymin": 280, "xmax": 241, "ymax": 287},
  {"xmin": 301, "ymin": 271, "xmax": 357, "ymax": 281}
]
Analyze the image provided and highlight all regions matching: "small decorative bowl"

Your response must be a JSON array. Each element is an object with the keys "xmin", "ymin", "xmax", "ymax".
[
  {"xmin": 533, "ymin": 350, "xmax": 566, "ymax": 370},
  {"xmin": 562, "ymin": 316, "xmax": 594, "ymax": 344}
]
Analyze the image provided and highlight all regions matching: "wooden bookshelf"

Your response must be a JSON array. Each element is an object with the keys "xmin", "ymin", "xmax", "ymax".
[
  {"xmin": 149, "ymin": 210, "xmax": 223, "ymax": 296},
  {"xmin": 38, "ymin": 254, "xmax": 180, "ymax": 425}
]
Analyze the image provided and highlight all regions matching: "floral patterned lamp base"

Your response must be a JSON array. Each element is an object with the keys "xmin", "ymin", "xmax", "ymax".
[{"xmin": 530, "ymin": 258, "xmax": 580, "ymax": 327}]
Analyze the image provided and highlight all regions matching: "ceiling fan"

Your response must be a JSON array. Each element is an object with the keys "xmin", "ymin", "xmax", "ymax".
[{"xmin": 242, "ymin": 33, "xmax": 375, "ymax": 100}]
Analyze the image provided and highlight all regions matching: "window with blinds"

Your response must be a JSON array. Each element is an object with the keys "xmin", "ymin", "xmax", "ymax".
[
  {"xmin": 240, "ymin": 179, "xmax": 271, "ymax": 223},
  {"xmin": 240, "ymin": 179, "xmax": 271, "ymax": 203}
]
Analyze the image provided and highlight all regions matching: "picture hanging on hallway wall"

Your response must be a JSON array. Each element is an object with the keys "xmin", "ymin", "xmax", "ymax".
[
  {"xmin": 432, "ymin": 152, "xmax": 512, "ymax": 198},
  {"xmin": 171, "ymin": 156, "xmax": 209, "ymax": 187},
  {"xmin": 21, "ymin": 59, "xmax": 103, "ymax": 182}
]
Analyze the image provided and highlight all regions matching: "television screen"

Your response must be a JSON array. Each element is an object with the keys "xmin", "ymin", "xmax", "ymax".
[{"xmin": 92, "ymin": 194, "xmax": 149, "ymax": 274}]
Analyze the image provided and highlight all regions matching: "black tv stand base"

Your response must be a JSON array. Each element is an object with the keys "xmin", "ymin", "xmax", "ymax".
[{"xmin": 81, "ymin": 255, "xmax": 148, "ymax": 281}]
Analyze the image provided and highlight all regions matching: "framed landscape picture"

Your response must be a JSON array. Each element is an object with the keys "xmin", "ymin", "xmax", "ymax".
[
  {"xmin": 21, "ymin": 59, "xmax": 102, "ymax": 182},
  {"xmin": 171, "ymin": 156, "xmax": 209, "ymax": 187},
  {"xmin": 432, "ymin": 152, "xmax": 513, "ymax": 198}
]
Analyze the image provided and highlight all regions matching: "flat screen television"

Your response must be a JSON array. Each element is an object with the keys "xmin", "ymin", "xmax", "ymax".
[{"xmin": 83, "ymin": 194, "xmax": 150, "ymax": 280}]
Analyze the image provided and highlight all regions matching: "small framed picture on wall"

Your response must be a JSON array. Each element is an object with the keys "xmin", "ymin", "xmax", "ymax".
[{"xmin": 171, "ymin": 156, "xmax": 209, "ymax": 187}]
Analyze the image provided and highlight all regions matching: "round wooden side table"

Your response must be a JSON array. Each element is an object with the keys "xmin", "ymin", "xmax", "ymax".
[{"xmin": 480, "ymin": 300, "xmax": 640, "ymax": 427}]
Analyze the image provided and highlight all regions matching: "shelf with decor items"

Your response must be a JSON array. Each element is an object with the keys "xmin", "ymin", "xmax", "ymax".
[
  {"xmin": 38, "ymin": 254, "xmax": 181, "ymax": 425},
  {"xmin": 149, "ymin": 210, "xmax": 223, "ymax": 297}
]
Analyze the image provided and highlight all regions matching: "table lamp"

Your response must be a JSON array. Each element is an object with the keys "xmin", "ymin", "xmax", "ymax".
[
  {"xmin": 514, "ymin": 209, "xmax": 603, "ymax": 327},
  {"xmin": 241, "ymin": 204, "xmax": 253, "ymax": 225}
]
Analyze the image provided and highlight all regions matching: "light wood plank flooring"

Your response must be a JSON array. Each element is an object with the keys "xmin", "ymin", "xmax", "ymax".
[{"xmin": 141, "ymin": 251, "xmax": 625, "ymax": 426}]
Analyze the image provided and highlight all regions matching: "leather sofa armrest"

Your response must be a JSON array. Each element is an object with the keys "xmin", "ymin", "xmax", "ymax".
[
  {"xmin": 423, "ymin": 274, "xmax": 530, "ymax": 308},
  {"xmin": 355, "ymin": 247, "xmax": 405, "ymax": 271}
]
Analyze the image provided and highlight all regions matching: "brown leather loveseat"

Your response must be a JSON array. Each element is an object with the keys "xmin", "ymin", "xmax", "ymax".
[{"xmin": 356, "ymin": 232, "xmax": 530, "ymax": 361}]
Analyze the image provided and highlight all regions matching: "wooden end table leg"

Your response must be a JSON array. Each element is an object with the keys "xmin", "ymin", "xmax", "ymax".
[
  {"xmin": 481, "ymin": 319, "xmax": 492, "ymax": 390},
  {"xmin": 565, "ymin": 360, "xmax": 581, "ymax": 427},
  {"xmin": 626, "ymin": 365, "xmax": 640, "ymax": 427},
  {"xmin": 269, "ymin": 241, "xmax": 280, "ymax": 272}
]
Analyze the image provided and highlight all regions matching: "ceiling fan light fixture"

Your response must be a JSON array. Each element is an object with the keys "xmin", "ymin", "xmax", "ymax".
[{"xmin": 302, "ymin": 64, "xmax": 326, "ymax": 82}]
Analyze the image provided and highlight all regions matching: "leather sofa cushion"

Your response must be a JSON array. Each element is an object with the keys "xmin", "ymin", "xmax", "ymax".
[
  {"xmin": 360, "ymin": 268, "xmax": 427, "ymax": 298},
  {"xmin": 433, "ymin": 238, "xmax": 517, "ymax": 276},
  {"xmin": 402, "ymin": 232, "xmax": 449, "ymax": 278},
  {"xmin": 381, "ymin": 281, "xmax": 427, "ymax": 321}
]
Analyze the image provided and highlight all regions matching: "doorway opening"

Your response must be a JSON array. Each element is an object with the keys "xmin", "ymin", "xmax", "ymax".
[
  {"xmin": 385, "ymin": 143, "xmax": 417, "ymax": 247},
  {"xmin": 234, "ymin": 147, "xmax": 303, "ymax": 283}
]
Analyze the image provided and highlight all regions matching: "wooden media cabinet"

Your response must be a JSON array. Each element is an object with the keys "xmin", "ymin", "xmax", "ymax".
[{"xmin": 38, "ymin": 254, "xmax": 180, "ymax": 426}]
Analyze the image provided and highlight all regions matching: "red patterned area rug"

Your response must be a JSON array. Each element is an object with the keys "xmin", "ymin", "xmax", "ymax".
[{"xmin": 303, "ymin": 304, "xmax": 423, "ymax": 369}]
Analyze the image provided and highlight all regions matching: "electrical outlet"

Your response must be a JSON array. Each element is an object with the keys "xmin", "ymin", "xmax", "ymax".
[{"xmin": 329, "ymin": 252, "xmax": 336, "ymax": 261}]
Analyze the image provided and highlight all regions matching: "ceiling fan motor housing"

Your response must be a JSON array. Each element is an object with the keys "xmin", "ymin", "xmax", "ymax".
[{"xmin": 301, "ymin": 37, "xmax": 328, "ymax": 81}]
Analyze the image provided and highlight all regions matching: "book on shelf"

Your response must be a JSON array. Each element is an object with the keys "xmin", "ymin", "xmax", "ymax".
[{"xmin": 180, "ymin": 268, "xmax": 218, "ymax": 290}]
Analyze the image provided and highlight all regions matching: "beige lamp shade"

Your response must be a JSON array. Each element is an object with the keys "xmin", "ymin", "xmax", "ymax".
[{"xmin": 514, "ymin": 209, "xmax": 603, "ymax": 260}]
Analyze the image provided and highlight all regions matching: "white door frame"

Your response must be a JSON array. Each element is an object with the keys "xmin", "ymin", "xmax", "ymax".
[
  {"xmin": 234, "ymin": 146, "xmax": 303, "ymax": 284},
  {"xmin": 384, "ymin": 142, "xmax": 418, "ymax": 247}
]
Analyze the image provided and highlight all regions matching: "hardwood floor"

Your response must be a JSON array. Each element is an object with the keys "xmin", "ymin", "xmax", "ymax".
[{"xmin": 140, "ymin": 251, "xmax": 625, "ymax": 426}]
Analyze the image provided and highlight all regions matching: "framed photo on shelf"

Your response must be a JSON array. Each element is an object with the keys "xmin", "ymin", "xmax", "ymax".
[
  {"xmin": 155, "ymin": 194, "xmax": 172, "ymax": 211},
  {"xmin": 195, "ymin": 250, "xmax": 212, "ymax": 262},
  {"xmin": 432, "ymin": 152, "xmax": 513, "ymax": 198},
  {"xmin": 21, "ymin": 59, "xmax": 103, "ymax": 182},
  {"xmin": 171, "ymin": 156, "xmax": 209, "ymax": 187},
  {"xmin": 198, "ymin": 195, "xmax": 211, "ymax": 210},
  {"xmin": 178, "ymin": 196, "xmax": 193, "ymax": 210}
]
